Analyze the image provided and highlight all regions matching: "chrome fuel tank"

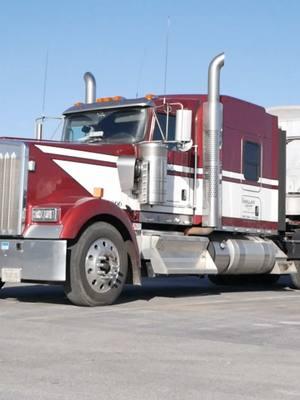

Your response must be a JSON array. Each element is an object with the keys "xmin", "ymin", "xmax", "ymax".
[{"xmin": 209, "ymin": 236, "xmax": 276, "ymax": 274}]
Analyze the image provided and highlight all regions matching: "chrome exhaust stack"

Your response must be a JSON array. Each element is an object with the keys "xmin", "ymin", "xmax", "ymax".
[
  {"xmin": 84, "ymin": 72, "xmax": 96, "ymax": 103},
  {"xmin": 35, "ymin": 117, "xmax": 44, "ymax": 140},
  {"xmin": 202, "ymin": 53, "xmax": 225, "ymax": 228}
]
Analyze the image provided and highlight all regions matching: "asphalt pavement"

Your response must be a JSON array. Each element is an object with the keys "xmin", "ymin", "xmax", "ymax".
[{"xmin": 0, "ymin": 276, "xmax": 299, "ymax": 400}]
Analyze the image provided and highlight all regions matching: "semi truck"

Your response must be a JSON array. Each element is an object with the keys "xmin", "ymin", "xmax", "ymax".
[{"xmin": 0, "ymin": 52, "xmax": 299, "ymax": 306}]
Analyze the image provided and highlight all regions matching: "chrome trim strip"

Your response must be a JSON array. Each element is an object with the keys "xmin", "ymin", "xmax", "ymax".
[
  {"xmin": 140, "ymin": 211, "xmax": 192, "ymax": 225},
  {"xmin": 222, "ymin": 225, "xmax": 277, "ymax": 235},
  {"xmin": 24, "ymin": 225, "xmax": 63, "ymax": 239}
]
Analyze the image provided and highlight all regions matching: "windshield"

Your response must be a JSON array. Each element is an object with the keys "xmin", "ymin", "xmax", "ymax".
[{"xmin": 63, "ymin": 107, "xmax": 147, "ymax": 144}]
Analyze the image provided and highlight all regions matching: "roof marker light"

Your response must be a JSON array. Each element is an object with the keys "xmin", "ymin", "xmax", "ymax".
[
  {"xmin": 145, "ymin": 93, "xmax": 155, "ymax": 100},
  {"xmin": 112, "ymin": 96, "xmax": 124, "ymax": 101},
  {"xmin": 96, "ymin": 97, "xmax": 113, "ymax": 103}
]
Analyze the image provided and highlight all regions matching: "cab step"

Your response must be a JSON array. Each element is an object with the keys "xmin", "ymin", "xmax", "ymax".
[{"xmin": 139, "ymin": 231, "xmax": 217, "ymax": 275}]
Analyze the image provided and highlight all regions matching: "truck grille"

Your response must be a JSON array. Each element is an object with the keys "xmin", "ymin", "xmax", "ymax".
[{"xmin": 0, "ymin": 141, "xmax": 28, "ymax": 235}]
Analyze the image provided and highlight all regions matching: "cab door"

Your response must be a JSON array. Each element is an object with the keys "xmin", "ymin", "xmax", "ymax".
[{"xmin": 241, "ymin": 137, "xmax": 262, "ymax": 221}]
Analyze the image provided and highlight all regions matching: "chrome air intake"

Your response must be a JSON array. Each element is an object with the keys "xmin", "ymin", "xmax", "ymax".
[
  {"xmin": 84, "ymin": 72, "xmax": 96, "ymax": 103},
  {"xmin": 0, "ymin": 141, "xmax": 28, "ymax": 235},
  {"xmin": 203, "ymin": 53, "xmax": 225, "ymax": 228},
  {"xmin": 137, "ymin": 142, "xmax": 168, "ymax": 205}
]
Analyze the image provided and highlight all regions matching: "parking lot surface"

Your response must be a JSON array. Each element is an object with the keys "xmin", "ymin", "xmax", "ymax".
[{"xmin": 0, "ymin": 276, "xmax": 300, "ymax": 400}]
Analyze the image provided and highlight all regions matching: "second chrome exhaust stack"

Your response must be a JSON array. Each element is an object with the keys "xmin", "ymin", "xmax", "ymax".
[
  {"xmin": 202, "ymin": 53, "xmax": 225, "ymax": 229},
  {"xmin": 84, "ymin": 72, "xmax": 96, "ymax": 103}
]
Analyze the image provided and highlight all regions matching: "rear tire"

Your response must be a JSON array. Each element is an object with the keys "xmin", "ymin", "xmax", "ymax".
[
  {"xmin": 208, "ymin": 274, "xmax": 280, "ymax": 286},
  {"xmin": 256, "ymin": 274, "xmax": 280, "ymax": 285},
  {"xmin": 208, "ymin": 275, "xmax": 244, "ymax": 286},
  {"xmin": 65, "ymin": 222, "xmax": 128, "ymax": 306},
  {"xmin": 290, "ymin": 261, "xmax": 300, "ymax": 289}
]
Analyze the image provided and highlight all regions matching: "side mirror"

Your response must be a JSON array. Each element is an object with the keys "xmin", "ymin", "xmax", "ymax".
[
  {"xmin": 175, "ymin": 109, "xmax": 192, "ymax": 151},
  {"xmin": 35, "ymin": 116, "xmax": 64, "ymax": 140},
  {"xmin": 175, "ymin": 109, "xmax": 192, "ymax": 142}
]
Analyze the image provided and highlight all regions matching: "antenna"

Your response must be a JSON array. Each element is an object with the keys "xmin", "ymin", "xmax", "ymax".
[
  {"xmin": 42, "ymin": 50, "xmax": 49, "ymax": 115},
  {"xmin": 136, "ymin": 48, "xmax": 147, "ymax": 98},
  {"xmin": 163, "ymin": 16, "xmax": 170, "ymax": 95}
]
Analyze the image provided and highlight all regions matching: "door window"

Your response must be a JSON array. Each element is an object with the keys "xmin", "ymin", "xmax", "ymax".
[
  {"xmin": 243, "ymin": 141, "xmax": 261, "ymax": 181},
  {"xmin": 152, "ymin": 112, "xmax": 176, "ymax": 149}
]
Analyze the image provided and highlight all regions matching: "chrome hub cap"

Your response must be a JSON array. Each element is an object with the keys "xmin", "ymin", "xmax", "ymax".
[{"xmin": 85, "ymin": 238, "xmax": 121, "ymax": 293}]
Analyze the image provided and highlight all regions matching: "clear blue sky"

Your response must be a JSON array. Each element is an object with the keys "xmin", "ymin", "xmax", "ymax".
[{"xmin": 0, "ymin": 0, "xmax": 299, "ymax": 138}]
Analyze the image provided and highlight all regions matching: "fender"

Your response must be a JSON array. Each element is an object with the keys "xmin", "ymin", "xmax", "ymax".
[
  {"xmin": 60, "ymin": 197, "xmax": 137, "ymax": 241},
  {"xmin": 60, "ymin": 197, "xmax": 141, "ymax": 284}
]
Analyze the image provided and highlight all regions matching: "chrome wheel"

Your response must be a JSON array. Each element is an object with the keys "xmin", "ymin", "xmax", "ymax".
[
  {"xmin": 65, "ymin": 222, "xmax": 128, "ymax": 306},
  {"xmin": 85, "ymin": 238, "xmax": 121, "ymax": 293}
]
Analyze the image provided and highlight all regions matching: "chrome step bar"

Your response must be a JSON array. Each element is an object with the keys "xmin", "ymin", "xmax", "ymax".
[{"xmin": 139, "ymin": 231, "xmax": 217, "ymax": 275}]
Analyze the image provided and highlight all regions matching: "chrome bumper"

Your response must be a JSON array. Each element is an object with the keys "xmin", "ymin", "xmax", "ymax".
[{"xmin": 0, "ymin": 239, "xmax": 67, "ymax": 282}]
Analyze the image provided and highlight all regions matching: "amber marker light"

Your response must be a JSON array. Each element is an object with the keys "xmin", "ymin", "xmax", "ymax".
[
  {"xmin": 96, "ymin": 97, "xmax": 113, "ymax": 103},
  {"xmin": 112, "ymin": 96, "xmax": 123, "ymax": 101},
  {"xmin": 93, "ymin": 187, "xmax": 104, "ymax": 198},
  {"xmin": 74, "ymin": 102, "xmax": 83, "ymax": 106},
  {"xmin": 145, "ymin": 93, "xmax": 155, "ymax": 100}
]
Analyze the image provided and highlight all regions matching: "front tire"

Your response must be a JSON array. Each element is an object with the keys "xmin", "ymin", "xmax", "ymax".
[{"xmin": 65, "ymin": 222, "xmax": 128, "ymax": 306}]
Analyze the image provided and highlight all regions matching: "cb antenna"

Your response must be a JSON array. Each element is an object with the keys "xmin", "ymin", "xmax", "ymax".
[
  {"xmin": 136, "ymin": 48, "xmax": 147, "ymax": 98},
  {"xmin": 42, "ymin": 49, "xmax": 49, "ymax": 115},
  {"xmin": 163, "ymin": 16, "xmax": 171, "ymax": 95}
]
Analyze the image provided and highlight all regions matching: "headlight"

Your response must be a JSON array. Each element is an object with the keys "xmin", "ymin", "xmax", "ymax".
[{"xmin": 32, "ymin": 208, "xmax": 60, "ymax": 222}]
